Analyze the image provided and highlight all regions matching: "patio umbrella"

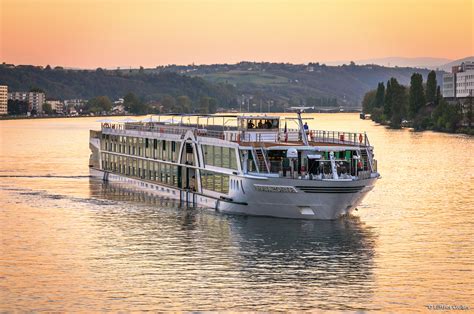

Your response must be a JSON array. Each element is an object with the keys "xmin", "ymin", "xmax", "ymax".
[
  {"xmin": 119, "ymin": 117, "xmax": 137, "ymax": 123},
  {"xmin": 162, "ymin": 117, "xmax": 178, "ymax": 124},
  {"xmin": 96, "ymin": 118, "xmax": 115, "ymax": 123},
  {"xmin": 141, "ymin": 116, "xmax": 155, "ymax": 123}
]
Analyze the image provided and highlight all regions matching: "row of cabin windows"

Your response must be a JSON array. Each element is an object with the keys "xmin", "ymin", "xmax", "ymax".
[
  {"xmin": 202, "ymin": 145, "xmax": 238, "ymax": 170},
  {"xmin": 101, "ymin": 134, "xmax": 178, "ymax": 162},
  {"xmin": 101, "ymin": 153, "xmax": 179, "ymax": 187},
  {"xmin": 200, "ymin": 170, "xmax": 229, "ymax": 194}
]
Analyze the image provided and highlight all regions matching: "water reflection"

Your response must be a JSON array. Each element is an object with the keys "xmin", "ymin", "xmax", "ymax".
[
  {"xmin": 3, "ymin": 115, "xmax": 471, "ymax": 311},
  {"xmin": 87, "ymin": 179, "xmax": 377, "ymax": 310}
]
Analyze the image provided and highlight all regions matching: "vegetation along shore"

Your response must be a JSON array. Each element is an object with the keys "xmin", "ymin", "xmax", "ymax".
[{"xmin": 362, "ymin": 70, "xmax": 473, "ymax": 135}]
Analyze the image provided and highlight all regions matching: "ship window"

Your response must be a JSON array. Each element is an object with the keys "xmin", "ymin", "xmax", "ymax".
[
  {"xmin": 200, "ymin": 170, "xmax": 229, "ymax": 194},
  {"xmin": 202, "ymin": 145, "xmax": 238, "ymax": 170}
]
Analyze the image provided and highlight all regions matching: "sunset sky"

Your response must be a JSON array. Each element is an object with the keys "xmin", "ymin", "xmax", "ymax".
[{"xmin": 0, "ymin": 0, "xmax": 472, "ymax": 68}]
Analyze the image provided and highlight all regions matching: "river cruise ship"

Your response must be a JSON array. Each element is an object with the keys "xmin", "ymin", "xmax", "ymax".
[{"xmin": 89, "ymin": 113, "xmax": 380, "ymax": 219}]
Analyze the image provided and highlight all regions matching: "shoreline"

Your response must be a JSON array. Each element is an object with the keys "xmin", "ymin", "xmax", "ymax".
[
  {"xmin": 0, "ymin": 114, "xmax": 133, "ymax": 121},
  {"xmin": 370, "ymin": 120, "xmax": 473, "ymax": 136},
  {"xmin": 0, "ymin": 111, "xmax": 360, "ymax": 121}
]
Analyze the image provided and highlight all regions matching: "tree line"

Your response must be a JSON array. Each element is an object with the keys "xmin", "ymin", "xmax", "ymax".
[
  {"xmin": 83, "ymin": 93, "xmax": 219, "ymax": 115},
  {"xmin": 0, "ymin": 65, "xmax": 237, "ymax": 108},
  {"xmin": 362, "ymin": 70, "xmax": 470, "ymax": 133}
]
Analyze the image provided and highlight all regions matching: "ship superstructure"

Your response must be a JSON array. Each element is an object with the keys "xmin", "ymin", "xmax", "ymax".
[{"xmin": 89, "ymin": 113, "xmax": 379, "ymax": 219}]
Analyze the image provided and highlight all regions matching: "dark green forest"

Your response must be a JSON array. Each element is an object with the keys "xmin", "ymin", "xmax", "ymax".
[
  {"xmin": 0, "ymin": 64, "xmax": 237, "ymax": 112},
  {"xmin": 1, "ymin": 62, "xmax": 441, "ymax": 112}
]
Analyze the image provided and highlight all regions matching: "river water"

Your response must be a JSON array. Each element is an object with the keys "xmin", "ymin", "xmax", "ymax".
[{"xmin": 0, "ymin": 114, "xmax": 472, "ymax": 311}]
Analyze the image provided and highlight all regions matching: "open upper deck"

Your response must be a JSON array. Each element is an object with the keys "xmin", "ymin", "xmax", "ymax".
[{"xmin": 98, "ymin": 114, "xmax": 373, "ymax": 149}]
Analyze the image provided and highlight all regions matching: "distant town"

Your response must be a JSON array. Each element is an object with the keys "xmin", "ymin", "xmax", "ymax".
[{"xmin": 1, "ymin": 88, "xmax": 128, "ymax": 118}]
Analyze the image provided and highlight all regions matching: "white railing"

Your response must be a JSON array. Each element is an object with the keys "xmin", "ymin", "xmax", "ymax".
[{"xmin": 100, "ymin": 123, "xmax": 373, "ymax": 148}]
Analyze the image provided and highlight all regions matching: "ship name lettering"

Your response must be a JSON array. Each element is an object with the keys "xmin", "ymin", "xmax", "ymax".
[{"xmin": 254, "ymin": 185, "xmax": 297, "ymax": 193}]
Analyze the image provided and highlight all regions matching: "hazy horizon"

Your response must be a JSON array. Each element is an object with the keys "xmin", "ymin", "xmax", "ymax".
[
  {"xmin": 2, "ymin": 56, "xmax": 471, "ymax": 71},
  {"xmin": 1, "ymin": 0, "xmax": 471, "ymax": 69}
]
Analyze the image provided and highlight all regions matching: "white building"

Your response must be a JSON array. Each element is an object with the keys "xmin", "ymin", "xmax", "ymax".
[
  {"xmin": 0, "ymin": 85, "xmax": 7, "ymax": 115},
  {"xmin": 442, "ymin": 73, "xmax": 455, "ymax": 98},
  {"xmin": 64, "ymin": 99, "xmax": 86, "ymax": 110},
  {"xmin": 8, "ymin": 91, "xmax": 46, "ymax": 113},
  {"xmin": 443, "ymin": 61, "xmax": 474, "ymax": 99},
  {"xmin": 456, "ymin": 71, "xmax": 474, "ymax": 98},
  {"xmin": 45, "ymin": 100, "xmax": 64, "ymax": 114}
]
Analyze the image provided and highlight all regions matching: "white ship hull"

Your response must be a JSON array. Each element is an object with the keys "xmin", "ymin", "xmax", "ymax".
[
  {"xmin": 90, "ymin": 168, "xmax": 377, "ymax": 220},
  {"xmin": 90, "ymin": 113, "xmax": 380, "ymax": 220}
]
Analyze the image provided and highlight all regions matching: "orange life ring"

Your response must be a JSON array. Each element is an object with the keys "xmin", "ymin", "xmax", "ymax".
[
  {"xmin": 340, "ymin": 134, "xmax": 344, "ymax": 142},
  {"xmin": 359, "ymin": 133, "xmax": 363, "ymax": 143}
]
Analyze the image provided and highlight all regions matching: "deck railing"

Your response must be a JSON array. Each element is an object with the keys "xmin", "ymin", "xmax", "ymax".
[{"xmin": 100, "ymin": 122, "xmax": 372, "ymax": 147}]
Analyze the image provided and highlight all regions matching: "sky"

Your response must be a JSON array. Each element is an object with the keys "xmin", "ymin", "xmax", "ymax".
[{"xmin": 0, "ymin": 0, "xmax": 472, "ymax": 68}]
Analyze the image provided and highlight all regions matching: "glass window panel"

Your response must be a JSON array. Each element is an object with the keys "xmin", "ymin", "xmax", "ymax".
[{"xmin": 214, "ymin": 146, "xmax": 222, "ymax": 167}]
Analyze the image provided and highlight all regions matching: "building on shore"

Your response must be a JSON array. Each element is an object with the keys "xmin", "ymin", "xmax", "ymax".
[
  {"xmin": 442, "ymin": 73, "xmax": 455, "ymax": 98},
  {"xmin": 443, "ymin": 61, "xmax": 474, "ymax": 100},
  {"xmin": 0, "ymin": 85, "xmax": 7, "ymax": 115},
  {"xmin": 8, "ymin": 91, "xmax": 46, "ymax": 113},
  {"xmin": 64, "ymin": 99, "xmax": 86, "ymax": 113},
  {"xmin": 45, "ymin": 100, "xmax": 64, "ymax": 114},
  {"xmin": 442, "ymin": 62, "xmax": 474, "ymax": 122}
]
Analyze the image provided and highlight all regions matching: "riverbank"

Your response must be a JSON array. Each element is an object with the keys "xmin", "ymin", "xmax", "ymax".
[
  {"xmin": 1, "ymin": 111, "xmax": 359, "ymax": 121},
  {"xmin": 0, "ymin": 114, "xmax": 132, "ymax": 121},
  {"xmin": 368, "ymin": 118, "xmax": 473, "ymax": 136}
]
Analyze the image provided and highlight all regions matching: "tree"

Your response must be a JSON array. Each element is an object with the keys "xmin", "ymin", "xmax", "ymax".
[
  {"xmin": 426, "ymin": 70, "xmax": 437, "ymax": 104},
  {"xmin": 390, "ymin": 83, "xmax": 407, "ymax": 128},
  {"xmin": 381, "ymin": 77, "xmax": 407, "ymax": 127},
  {"xmin": 361, "ymin": 90, "xmax": 376, "ymax": 113},
  {"xmin": 161, "ymin": 95, "xmax": 176, "ymax": 112},
  {"xmin": 408, "ymin": 73, "xmax": 425, "ymax": 119},
  {"xmin": 208, "ymin": 97, "xmax": 217, "ymax": 113},
  {"xmin": 7, "ymin": 100, "xmax": 28, "ymax": 115},
  {"xmin": 176, "ymin": 95, "xmax": 192, "ymax": 113},
  {"xmin": 432, "ymin": 99, "xmax": 462, "ymax": 132},
  {"xmin": 435, "ymin": 85, "xmax": 442, "ymax": 106},
  {"xmin": 43, "ymin": 103, "xmax": 53, "ymax": 114},
  {"xmin": 384, "ymin": 79, "xmax": 393, "ymax": 118},
  {"xmin": 86, "ymin": 96, "xmax": 112, "ymax": 113},
  {"xmin": 199, "ymin": 96, "xmax": 210, "ymax": 113},
  {"xmin": 124, "ymin": 92, "xmax": 146, "ymax": 114},
  {"xmin": 374, "ymin": 82, "xmax": 385, "ymax": 108}
]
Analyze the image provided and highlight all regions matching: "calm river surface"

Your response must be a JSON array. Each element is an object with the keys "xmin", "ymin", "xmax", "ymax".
[{"xmin": 0, "ymin": 114, "xmax": 472, "ymax": 311}]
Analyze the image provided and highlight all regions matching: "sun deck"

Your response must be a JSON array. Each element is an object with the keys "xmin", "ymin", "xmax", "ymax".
[
  {"xmin": 100, "ymin": 116, "xmax": 372, "ymax": 149},
  {"xmin": 95, "ymin": 114, "xmax": 378, "ymax": 182}
]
